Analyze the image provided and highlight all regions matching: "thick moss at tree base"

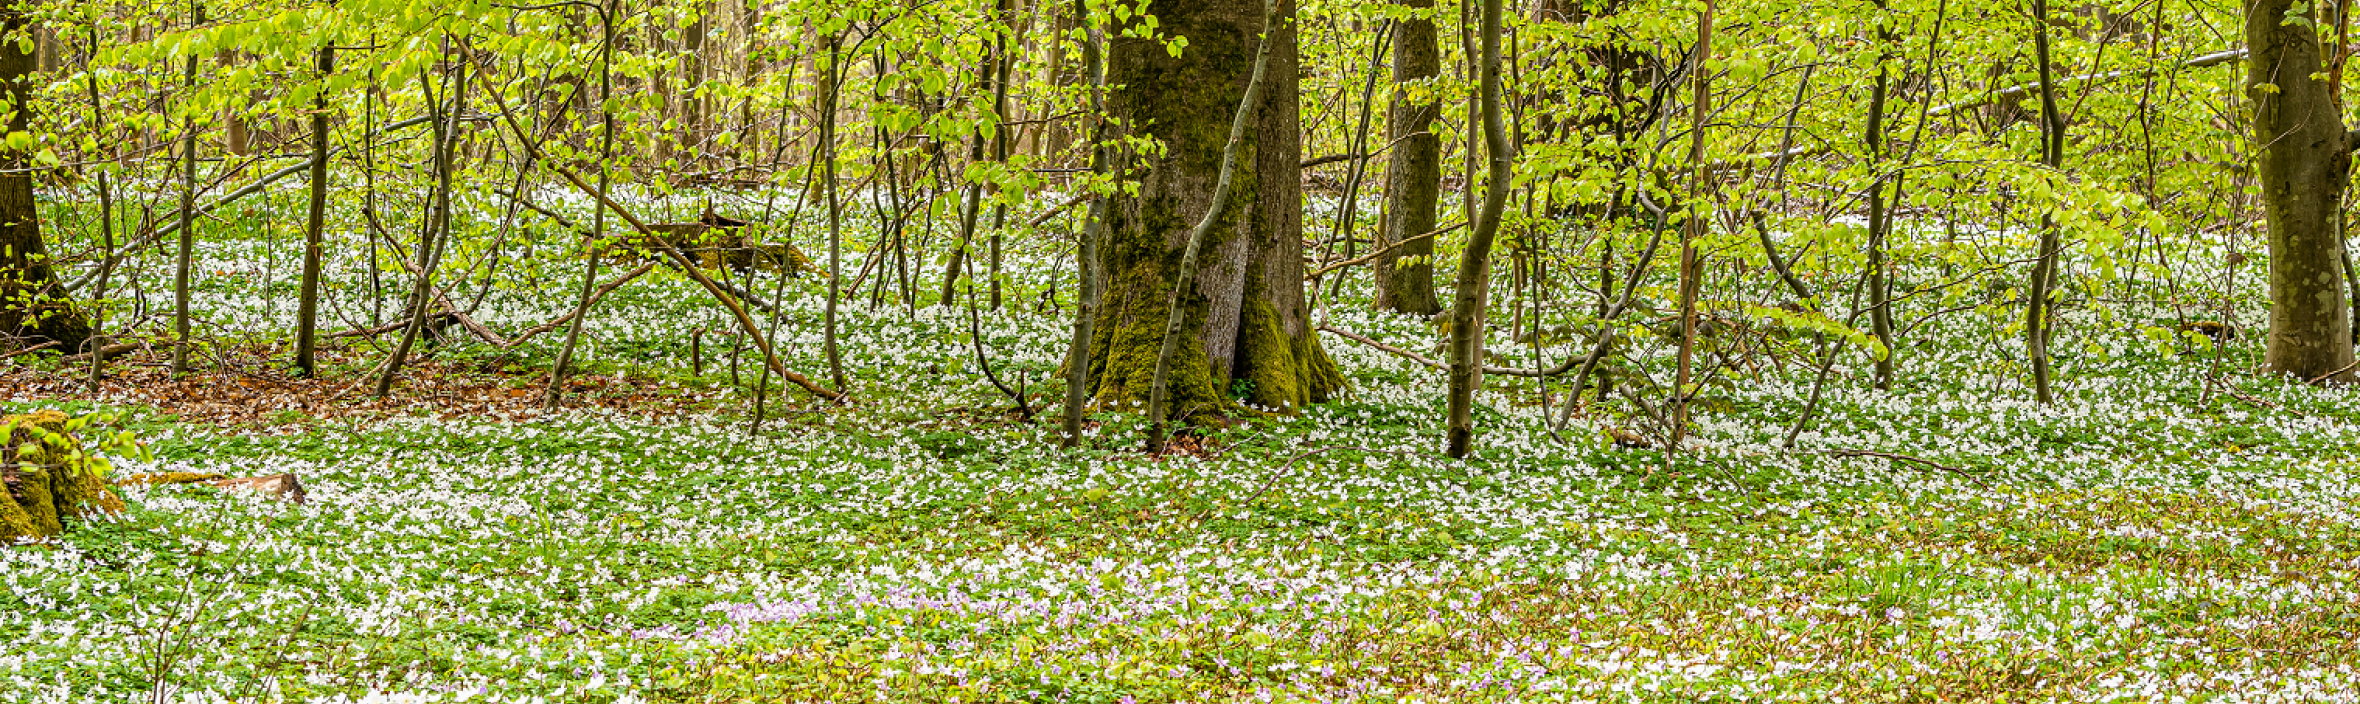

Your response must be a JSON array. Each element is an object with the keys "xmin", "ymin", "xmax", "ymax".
[
  {"xmin": 1236, "ymin": 298, "xmax": 1343, "ymax": 410},
  {"xmin": 3, "ymin": 467, "xmax": 58, "ymax": 538},
  {"xmin": 1084, "ymin": 282, "xmax": 1345, "ymax": 422},
  {"xmin": 1088, "ymin": 299, "xmax": 1238, "ymax": 420},
  {"xmin": 1, "ymin": 410, "xmax": 125, "ymax": 543}
]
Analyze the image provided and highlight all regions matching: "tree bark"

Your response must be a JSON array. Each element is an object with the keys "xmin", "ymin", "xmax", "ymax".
[
  {"xmin": 546, "ymin": 5, "xmax": 617, "ymax": 408},
  {"xmin": 171, "ymin": 5, "xmax": 200, "ymax": 373},
  {"xmin": 0, "ymin": 2, "xmax": 86, "ymax": 353},
  {"xmin": 376, "ymin": 45, "xmax": 463, "ymax": 398},
  {"xmin": 1061, "ymin": 1, "xmax": 1110, "ymax": 448},
  {"xmin": 1147, "ymin": 0, "xmax": 1279, "ymax": 449},
  {"xmin": 295, "ymin": 40, "xmax": 333, "ymax": 378},
  {"xmin": 2249, "ymin": 0, "xmax": 2356, "ymax": 381},
  {"xmin": 1443, "ymin": 0, "xmax": 1513, "ymax": 457},
  {"xmin": 1864, "ymin": 0, "xmax": 1897, "ymax": 392},
  {"xmin": 2028, "ymin": 0, "xmax": 2065, "ymax": 402},
  {"xmin": 1374, "ymin": 0, "xmax": 1442, "ymax": 316},
  {"xmin": 1092, "ymin": 0, "xmax": 1342, "ymax": 417}
]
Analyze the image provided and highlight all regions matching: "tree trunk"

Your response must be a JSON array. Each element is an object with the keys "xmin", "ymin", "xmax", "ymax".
[
  {"xmin": 820, "ymin": 35, "xmax": 847, "ymax": 391},
  {"xmin": 295, "ymin": 41, "xmax": 333, "ymax": 378},
  {"xmin": 546, "ymin": 6, "xmax": 617, "ymax": 409},
  {"xmin": 376, "ymin": 46, "xmax": 463, "ymax": 398},
  {"xmin": 2249, "ymin": 0, "xmax": 2356, "ymax": 381},
  {"xmin": 1061, "ymin": 0, "xmax": 1110, "ymax": 448},
  {"xmin": 937, "ymin": 0, "xmax": 1009, "ymax": 308},
  {"xmin": 1864, "ymin": 0, "xmax": 1897, "ymax": 392},
  {"xmin": 0, "ymin": 2, "xmax": 86, "ymax": 353},
  {"xmin": 1374, "ymin": 0, "xmax": 1442, "ymax": 316},
  {"xmin": 2028, "ymin": 0, "xmax": 2065, "ymax": 402},
  {"xmin": 171, "ymin": 5, "xmax": 199, "ymax": 373},
  {"xmin": 1091, "ymin": 0, "xmax": 1342, "ymax": 416},
  {"xmin": 1443, "ymin": 0, "xmax": 1513, "ymax": 458}
]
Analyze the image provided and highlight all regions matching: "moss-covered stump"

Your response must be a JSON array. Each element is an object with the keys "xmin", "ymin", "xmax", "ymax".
[{"xmin": 1, "ymin": 410, "xmax": 126, "ymax": 543}]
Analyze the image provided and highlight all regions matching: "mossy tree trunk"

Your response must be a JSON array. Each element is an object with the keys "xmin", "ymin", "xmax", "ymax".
[
  {"xmin": 1089, "ymin": 0, "xmax": 1342, "ymax": 417},
  {"xmin": 0, "ymin": 2, "xmax": 88, "ymax": 353},
  {"xmin": 2248, "ymin": 0, "xmax": 2357, "ymax": 382}
]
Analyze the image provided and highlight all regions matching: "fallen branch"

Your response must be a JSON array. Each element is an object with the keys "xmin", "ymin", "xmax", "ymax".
[
  {"xmin": 485, "ymin": 83, "xmax": 841, "ymax": 403},
  {"xmin": 57, "ymin": 342, "xmax": 147, "ymax": 364},
  {"xmin": 362, "ymin": 225, "xmax": 511, "ymax": 348},
  {"xmin": 324, "ymin": 320, "xmax": 410, "ymax": 340},
  {"xmin": 499, "ymin": 261, "xmax": 659, "ymax": 349},
  {"xmin": 2209, "ymin": 375, "xmax": 2293, "ymax": 415},
  {"xmin": 2, "ymin": 341, "xmax": 59, "ymax": 359},
  {"xmin": 2306, "ymin": 358, "xmax": 2360, "ymax": 385},
  {"xmin": 492, "ymin": 188, "xmax": 789, "ymax": 313},
  {"xmin": 1299, "ymin": 153, "xmax": 1362, "ymax": 169}
]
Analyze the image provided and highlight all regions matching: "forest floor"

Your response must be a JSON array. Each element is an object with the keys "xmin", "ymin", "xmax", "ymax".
[{"xmin": 6, "ymin": 218, "xmax": 2360, "ymax": 702}]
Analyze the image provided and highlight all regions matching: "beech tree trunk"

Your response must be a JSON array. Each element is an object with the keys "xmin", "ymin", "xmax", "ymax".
[
  {"xmin": 1090, "ymin": 0, "xmax": 1342, "ymax": 416},
  {"xmin": 2248, "ymin": 0, "xmax": 2356, "ymax": 382},
  {"xmin": 1374, "ymin": 0, "xmax": 1441, "ymax": 316},
  {"xmin": 0, "ymin": 3, "xmax": 87, "ymax": 353}
]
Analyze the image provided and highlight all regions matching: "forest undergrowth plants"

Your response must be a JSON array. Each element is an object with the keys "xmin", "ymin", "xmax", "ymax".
[{"xmin": 9, "ymin": 202, "xmax": 2360, "ymax": 700}]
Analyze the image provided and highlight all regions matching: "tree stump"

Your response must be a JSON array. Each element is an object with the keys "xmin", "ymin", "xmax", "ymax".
[{"xmin": 1, "ymin": 411, "xmax": 125, "ymax": 542}]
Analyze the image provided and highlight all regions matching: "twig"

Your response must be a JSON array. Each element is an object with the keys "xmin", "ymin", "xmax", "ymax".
[
  {"xmin": 965, "ymin": 297, "xmax": 1034, "ymax": 422},
  {"xmin": 2, "ymin": 341, "xmax": 60, "ymax": 359},
  {"xmin": 1184, "ymin": 444, "xmax": 1418, "ymax": 528},
  {"xmin": 1303, "ymin": 221, "xmax": 1465, "ymax": 280},
  {"xmin": 2306, "ymin": 358, "xmax": 2360, "ymax": 385}
]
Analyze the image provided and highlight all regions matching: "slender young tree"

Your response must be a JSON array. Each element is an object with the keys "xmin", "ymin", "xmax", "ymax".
[
  {"xmin": 376, "ymin": 40, "xmax": 464, "ymax": 398},
  {"xmin": 1060, "ymin": 0, "xmax": 1111, "ymax": 448},
  {"xmin": 294, "ymin": 26, "xmax": 334, "ymax": 378},
  {"xmin": 1443, "ymin": 0, "xmax": 1514, "ymax": 458},
  {"xmin": 938, "ymin": 0, "xmax": 1010, "ymax": 308},
  {"xmin": 547, "ymin": 2, "xmax": 618, "ymax": 409},
  {"xmin": 83, "ymin": 2, "xmax": 108, "ymax": 388},
  {"xmin": 171, "ymin": 2, "xmax": 201, "ymax": 373},
  {"xmin": 2027, "ymin": 0, "xmax": 2064, "ymax": 403},
  {"xmin": 820, "ymin": 34, "xmax": 847, "ymax": 392},
  {"xmin": 1863, "ymin": 0, "xmax": 1897, "ymax": 391},
  {"xmin": 1670, "ymin": 0, "xmax": 1713, "ymax": 447}
]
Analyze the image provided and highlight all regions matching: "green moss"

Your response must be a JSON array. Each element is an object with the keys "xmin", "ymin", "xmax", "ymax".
[
  {"xmin": 1088, "ymin": 270, "xmax": 1235, "ymax": 420},
  {"xmin": 52, "ymin": 461, "xmax": 122, "ymax": 521},
  {"xmin": 1235, "ymin": 299, "xmax": 1347, "ymax": 411},
  {"xmin": 0, "ymin": 410, "xmax": 124, "ymax": 540},
  {"xmin": 0, "ymin": 479, "xmax": 36, "ymax": 541},
  {"xmin": 10, "ymin": 467, "xmax": 59, "ymax": 538},
  {"xmin": 1296, "ymin": 324, "xmax": 1345, "ymax": 404},
  {"xmin": 1237, "ymin": 299, "xmax": 1305, "ymax": 410}
]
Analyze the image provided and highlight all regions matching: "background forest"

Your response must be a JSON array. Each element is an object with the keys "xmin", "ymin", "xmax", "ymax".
[{"xmin": 3, "ymin": 0, "xmax": 2360, "ymax": 701}]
